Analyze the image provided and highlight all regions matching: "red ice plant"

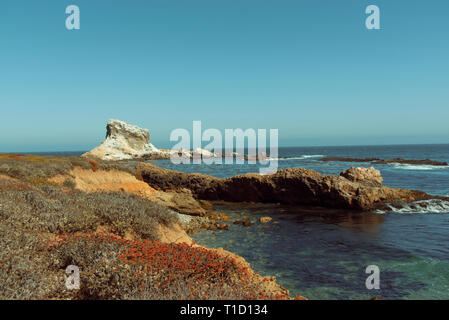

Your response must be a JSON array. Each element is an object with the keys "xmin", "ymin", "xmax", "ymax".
[{"xmin": 52, "ymin": 232, "xmax": 290, "ymax": 300}]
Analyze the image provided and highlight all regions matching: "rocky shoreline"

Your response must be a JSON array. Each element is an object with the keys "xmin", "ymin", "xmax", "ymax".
[
  {"xmin": 81, "ymin": 119, "xmax": 448, "ymax": 212},
  {"xmin": 136, "ymin": 162, "xmax": 448, "ymax": 211}
]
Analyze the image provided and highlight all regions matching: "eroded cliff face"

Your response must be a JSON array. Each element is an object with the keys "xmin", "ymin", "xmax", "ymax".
[
  {"xmin": 136, "ymin": 163, "xmax": 448, "ymax": 211},
  {"xmin": 82, "ymin": 119, "xmax": 166, "ymax": 160}
]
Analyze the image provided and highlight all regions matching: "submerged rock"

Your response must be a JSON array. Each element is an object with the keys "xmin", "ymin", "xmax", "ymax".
[
  {"xmin": 233, "ymin": 218, "xmax": 253, "ymax": 227},
  {"xmin": 259, "ymin": 216, "xmax": 273, "ymax": 224},
  {"xmin": 136, "ymin": 162, "xmax": 448, "ymax": 211},
  {"xmin": 82, "ymin": 119, "xmax": 169, "ymax": 160}
]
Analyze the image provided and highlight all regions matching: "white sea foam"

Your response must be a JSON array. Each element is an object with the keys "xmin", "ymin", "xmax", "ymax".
[
  {"xmin": 300, "ymin": 154, "xmax": 325, "ymax": 159},
  {"xmin": 268, "ymin": 155, "xmax": 325, "ymax": 161},
  {"xmin": 375, "ymin": 199, "xmax": 449, "ymax": 214},
  {"xmin": 390, "ymin": 163, "xmax": 449, "ymax": 171}
]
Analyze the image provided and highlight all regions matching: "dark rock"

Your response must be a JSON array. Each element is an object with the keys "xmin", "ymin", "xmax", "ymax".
[
  {"xmin": 372, "ymin": 158, "xmax": 448, "ymax": 166},
  {"xmin": 233, "ymin": 219, "xmax": 253, "ymax": 227},
  {"xmin": 320, "ymin": 157, "xmax": 448, "ymax": 166},
  {"xmin": 320, "ymin": 157, "xmax": 380, "ymax": 163}
]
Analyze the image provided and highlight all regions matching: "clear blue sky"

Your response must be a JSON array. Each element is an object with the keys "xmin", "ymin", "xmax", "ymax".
[{"xmin": 1, "ymin": 0, "xmax": 448, "ymax": 152}]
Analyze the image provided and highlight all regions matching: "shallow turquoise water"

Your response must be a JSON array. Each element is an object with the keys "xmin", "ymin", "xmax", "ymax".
[{"xmin": 191, "ymin": 204, "xmax": 449, "ymax": 299}]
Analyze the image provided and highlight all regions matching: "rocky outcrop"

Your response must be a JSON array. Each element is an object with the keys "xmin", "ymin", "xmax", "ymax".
[
  {"xmin": 136, "ymin": 163, "xmax": 448, "ymax": 211},
  {"xmin": 81, "ymin": 119, "xmax": 272, "ymax": 161},
  {"xmin": 320, "ymin": 157, "xmax": 448, "ymax": 166},
  {"xmin": 340, "ymin": 167, "xmax": 383, "ymax": 187},
  {"xmin": 82, "ymin": 119, "xmax": 170, "ymax": 160},
  {"xmin": 149, "ymin": 189, "xmax": 212, "ymax": 216}
]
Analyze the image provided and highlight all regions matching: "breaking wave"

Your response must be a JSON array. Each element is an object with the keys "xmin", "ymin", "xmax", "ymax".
[
  {"xmin": 390, "ymin": 163, "xmax": 449, "ymax": 171},
  {"xmin": 375, "ymin": 199, "xmax": 449, "ymax": 214},
  {"xmin": 269, "ymin": 155, "xmax": 325, "ymax": 161}
]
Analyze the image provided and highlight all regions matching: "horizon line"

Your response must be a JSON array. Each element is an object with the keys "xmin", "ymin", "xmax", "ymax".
[{"xmin": 2, "ymin": 142, "xmax": 448, "ymax": 155}]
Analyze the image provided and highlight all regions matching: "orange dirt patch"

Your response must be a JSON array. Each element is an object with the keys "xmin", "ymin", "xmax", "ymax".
[
  {"xmin": 158, "ymin": 223, "xmax": 193, "ymax": 245},
  {"xmin": 49, "ymin": 167, "xmax": 157, "ymax": 197}
]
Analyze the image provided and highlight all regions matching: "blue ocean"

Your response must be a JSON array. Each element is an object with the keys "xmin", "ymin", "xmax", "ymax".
[{"xmin": 151, "ymin": 144, "xmax": 449, "ymax": 299}]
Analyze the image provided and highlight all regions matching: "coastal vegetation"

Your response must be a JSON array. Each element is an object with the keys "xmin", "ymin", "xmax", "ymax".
[
  {"xmin": 0, "ymin": 153, "xmax": 136, "ymax": 180},
  {"xmin": 0, "ymin": 153, "xmax": 290, "ymax": 300}
]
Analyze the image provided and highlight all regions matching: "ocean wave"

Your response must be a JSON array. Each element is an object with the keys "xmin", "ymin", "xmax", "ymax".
[
  {"xmin": 390, "ymin": 163, "xmax": 449, "ymax": 171},
  {"xmin": 269, "ymin": 155, "xmax": 325, "ymax": 161},
  {"xmin": 375, "ymin": 199, "xmax": 449, "ymax": 214}
]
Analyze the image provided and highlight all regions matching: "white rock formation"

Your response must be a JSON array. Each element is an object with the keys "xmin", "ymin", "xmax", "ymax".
[
  {"xmin": 192, "ymin": 148, "xmax": 218, "ymax": 158},
  {"xmin": 82, "ymin": 119, "xmax": 167, "ymax": 160}
]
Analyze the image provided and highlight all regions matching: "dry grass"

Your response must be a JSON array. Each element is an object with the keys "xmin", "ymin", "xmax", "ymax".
[
  {"xmin": 0, "ymin": 186, "xmax": 178, "ymax": 238},
  {"xmin": 0, "ymin": 154, "xmax": 136, "ymax": 182}
]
